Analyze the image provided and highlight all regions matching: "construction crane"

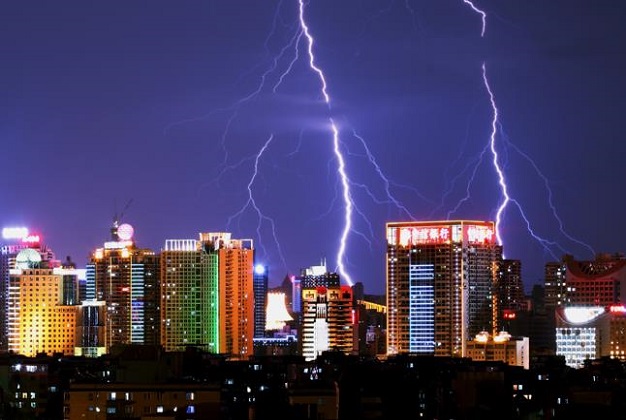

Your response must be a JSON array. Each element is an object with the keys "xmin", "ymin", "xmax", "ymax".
[{"xmin": 111, "ymin": 198, "xmax": 133, "ymax": 240}]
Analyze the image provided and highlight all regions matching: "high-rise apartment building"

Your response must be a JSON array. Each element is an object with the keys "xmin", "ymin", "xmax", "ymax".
[
  {"xmin": 160, "ymin": 238, "xmax": 219, "ymax": 353},
  {"xmin": 7, "ymin": 250, "xmax": 77, "ymax": 357},
  {"xmin": 386, "ymin": 220, "xmax": 502, "ymax": 358},
  {"xmin": 201, "ymin": 232, "xmax": 254, "ymax": 359},
  {"xmin": 300, "ymin": 262, "xmax": 354, "ymax": 361},
  {"xmin": 85, "ymin": 222, "xmax": 160, "ymax": 350}
]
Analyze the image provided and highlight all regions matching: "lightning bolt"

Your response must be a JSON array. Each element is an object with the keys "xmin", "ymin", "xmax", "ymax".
[
  {"xmin": 297, "ymin": 0, "xmax": 429, "ymax": 285},
  {"xmin": 350, "ymin": 129, "xmax": 418, "ymax": 219},
  {"xmin": 226, "ymin": 134, "xmax": 289, "ymax": 272},
  {"xmin": 462, "ymin": 0, "xmax": 592, "ymax": 260},
  {"xmin": 171, "ymin": 0, "xmax": 423, "ymax": 286},
  {"xmin": 499, "ymin": 125, "xmax": 595, "ymax": 257},
  {"xmin": 296, "ymin": 0, "xmax": 353, "ymax": 285},
  {"xmin": 463, "ymin": 0, "xmax": 486, "ymax": 37},
  {"xmin": 481, "ymin": 62, "xmax": 509, "ymax": 246}
]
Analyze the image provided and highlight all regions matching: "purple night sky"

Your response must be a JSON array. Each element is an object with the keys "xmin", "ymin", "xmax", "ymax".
[{"xmin": 1, "ymin": 0, "xmax": 624, "ymax": 294}]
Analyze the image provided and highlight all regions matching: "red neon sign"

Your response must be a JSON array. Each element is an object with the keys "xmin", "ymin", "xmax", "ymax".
[
  {"xmin": 21, "ymin": 235, "xmax": 41, "ymax": 244},
  {"xmin": 465, "ymin": 224, "xmax": 495, "ymax": 244},
  {"xmin": 398, "ymin": 226, "xmax": 451, "ymax": 246},
  {"xmin": 503, "ymin": 310, "xmax": 516, "ymax": 320}
]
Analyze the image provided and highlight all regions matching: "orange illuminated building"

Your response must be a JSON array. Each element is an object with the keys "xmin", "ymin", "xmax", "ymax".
[
  {"xmin": 8, "ymin": 266, "xmax": 77, "ymax": 357},
  {"xmin": 200, "ymin": 232, "xmax": 254, "ymax": 359}
]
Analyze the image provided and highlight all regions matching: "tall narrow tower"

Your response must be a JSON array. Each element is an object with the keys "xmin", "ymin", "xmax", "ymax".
[
  {"xmin": 253, "ymin": 263, "xmax": 268, "ymax": 338},
  {"xmin": 386, "ymin": 220, "xmax": 502, "ymax": 358}
]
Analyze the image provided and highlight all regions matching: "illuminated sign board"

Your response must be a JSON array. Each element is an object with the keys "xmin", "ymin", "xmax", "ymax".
[
  {"xmin": 465, "ymin": 224, "xmax": 495, "ymax": 244},
  {"xmin": 2, "ymin": 227, "xmax": 29, "ymax": 240},
  {"xmin": 563, "ymin": 306, "xmax": 605, "ymax": 324},
  {"xmin": 397, "ymin": 226, "xmax": 451, "ymax": 246},
  {"xmin": 104, "ymin": 240, "xmax": 133, "ymax": 249},
  {"xmin": 2, "ymin": 227, "xmax": 42, "ymax": 245},
  {"xmin": 610, "ymin": 305, "xmax": 626, "ymax": 313},
  {"xmin": 503, "ymin": 310, "xmax": 516, "ymax": 320},
  {"xmin": 21, "ymin": 235, "xmax": 40, "ymax": 244},
  {"xmin": 388, "ymin": 222, "xmax": 495, "ymax": 246}
]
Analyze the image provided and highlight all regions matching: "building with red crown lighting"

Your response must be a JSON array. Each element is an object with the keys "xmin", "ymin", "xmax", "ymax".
[
  {"xmin": 545, "ymin": 253, "xmax": 626, "ymax": 308},
  {"xmin": 386, "ymin": 220, "xmax": 502, "ymax": 358}
]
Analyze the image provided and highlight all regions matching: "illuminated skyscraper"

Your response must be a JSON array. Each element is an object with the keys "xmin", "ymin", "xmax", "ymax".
[
  {"xmin": 386, "ymin": 220, "xmax": 502, "ymax": 358},
  {"xmin": 7, "ymin": 250, "xmax": 76, "ymax": 357},
  {"xmin": 300, "ymin": 261, "xmax": 354, "ymax": 361},
  {"xmin": 85, "ymin": 222, "xmax": 160, "ymax": 350},
  {"xmin": 160, "ymin": 238, "xmax": 219, "ymax": 353},
  {"xmin": 0, "ymin": 227, "xmax": 55, "ymax": 351},
  {"xmin": 201, "ymin": 232, "xmax": 254, "ymax": 359}
]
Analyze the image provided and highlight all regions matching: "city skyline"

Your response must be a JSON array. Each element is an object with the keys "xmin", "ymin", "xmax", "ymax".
[{"xmin": 1, "ymin": 1, "xmax": 624, "ymax": 294}]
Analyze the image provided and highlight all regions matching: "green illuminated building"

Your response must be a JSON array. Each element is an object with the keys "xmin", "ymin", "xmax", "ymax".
[{"xmin": 160, "ymin": 239, "xmax": 219, "ymax": 353}]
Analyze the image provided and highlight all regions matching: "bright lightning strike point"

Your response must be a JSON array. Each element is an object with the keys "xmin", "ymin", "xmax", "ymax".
[
  {"xmin": 330, "ymin": 120, "xmax": 353, "ymax": 286},
  {"xmin": 297, "ymin": 0, "xmax": 353, "ymax": 286}
]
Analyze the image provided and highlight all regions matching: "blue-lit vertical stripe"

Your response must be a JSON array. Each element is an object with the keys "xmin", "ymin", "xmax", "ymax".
[
  {"xmin": 85, "ymin": 264, "xmax": 96, "ymax": 300},
  {"xmin": 409, "ymin": 264, "xmax": 434, "ymax": 353},
  {"xmin": 130, "ymin": 264, "xmax": 144, "ymax": 344}
]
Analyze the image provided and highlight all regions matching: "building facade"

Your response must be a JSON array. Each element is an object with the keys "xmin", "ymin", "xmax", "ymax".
[
  {"xmin": 253, "ymin": 264, "xmax": 268, "ymax": 338},
  {"xmin": 300, "ymin": 262, "xmax": 354, "ymax": 361},
  {"xmin": 8, "ymin": 263, "xmax": 77, "ymax": 357},
  {"xmin": 160, "ymin": 238, "xmax": 219, "ymax": 353},
  {"xmin": 465, "ymin": 331, "xmax": 530, "ymax": 369},
  {"xmin": 386, "ymin": 220, "xmax": 502, "ymax": 358},
  {"xmin": 0, "ymin": 227, "xmax": 55, "ymax": 351},
  {"xmin": 75, "ymin": 299, "xmax": 107, "ymax": 357},
  {"xmin": 201, "ymin": 232, "xmax": 254, "ymax": 359},
  {"xmin": 85, "ymin": 222, "xmax": 160, "ymax": 350},
  {"xmin": 545, "ymin": 253, "xmax": 626, "ymax": 309}
]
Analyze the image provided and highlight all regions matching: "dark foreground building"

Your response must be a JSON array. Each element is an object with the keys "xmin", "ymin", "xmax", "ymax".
[{"xmin": 2, "ymin": 345, "xmax": 626, "ymax": 419}]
